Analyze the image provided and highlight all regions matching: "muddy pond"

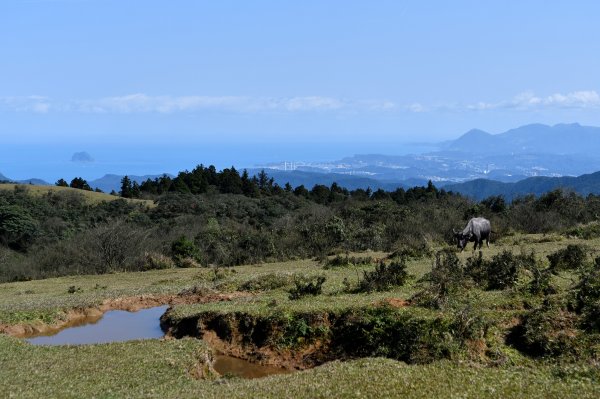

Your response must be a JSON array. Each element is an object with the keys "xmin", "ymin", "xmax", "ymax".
[{"xmin": 26, "ymin": 305, "xmax": 289, "ymax": 379}]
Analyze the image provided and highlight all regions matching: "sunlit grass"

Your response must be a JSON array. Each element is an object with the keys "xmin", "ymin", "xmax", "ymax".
[
  {"xmin": 1, "ymin": 235, "xmax": 600, "ymax": 398},
  {"xmin": 1, "ymin": 334, "xmax": 597, "ymax": 399},
  {"xmin": 0, "ymin": 183, "xmax": 155, "ymax": 207}
]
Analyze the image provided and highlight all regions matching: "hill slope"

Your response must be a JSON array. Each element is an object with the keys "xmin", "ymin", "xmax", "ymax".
[
  {"xmin": 446, "ymin": 171, "xmax": 600, "ymax": 200},
  {"xmin": 445, "ymin": 123, "xmax": 600, "ymax": 155},
  {"xmin": 0, "ymin": 184, "xmax": 154, "ymax": 207}
]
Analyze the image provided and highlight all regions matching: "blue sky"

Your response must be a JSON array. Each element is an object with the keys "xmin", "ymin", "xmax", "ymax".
[{"xmin": 1, "ymin": 1, "xmax": 600, "ymax": 180}]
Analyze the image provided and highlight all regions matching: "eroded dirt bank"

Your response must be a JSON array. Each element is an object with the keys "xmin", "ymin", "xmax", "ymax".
[
  {"xmin": 0, "ymin": 291, "xmax": 251, "ymax": 338},
  {"xmin": 160, "ymin": 305, "xmax": 490, "ymax": 370}
]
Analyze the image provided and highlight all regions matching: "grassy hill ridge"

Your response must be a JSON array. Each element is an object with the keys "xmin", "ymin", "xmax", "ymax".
[{"xmin": 0, "ymin": 184, "xmax": 155, "ymax": 207}]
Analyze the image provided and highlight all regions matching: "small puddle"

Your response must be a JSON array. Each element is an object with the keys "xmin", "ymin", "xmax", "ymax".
[
  {"xmin": 213, "ymin": 353, "xmax": 292, "ymax": 379},
  {"xmin": 26, "ymin": 306, "xmax": 168, "ymax": 346},
  {"xmin": 24, "ymin": 305, "xmax": 291, "ymax": 379}
]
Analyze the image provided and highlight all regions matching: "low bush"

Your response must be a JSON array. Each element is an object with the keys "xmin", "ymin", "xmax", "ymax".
[
  {"xmin": 527, "ymin": 261, "xmax": 555, "ymax": 295},
  {"xmin": 564, "ymin": 222, "xmax": 600, "ymax": 239},
  {"xmin": 464, "ymin": 251, "xmax": 487, "ymax": 286},
  {"xmin": 548, "ymin": 244, "xmax": 588, "ymax": 272},
  {"xmin": 332, "ymin": 306, "xmax": 488, "ymax": 364},
  {"xmin": 449, "ymin": 302, "xmax": 489, "ymax": 343},
  {"xmin": 513, "ymin": 298, "xmax": 579, "ymax": 357},
  {"xmin": 353, "ymin": 258, "xmax": 409, "ymax": 293},
  {"xmin": 176, "ymin": 257, "xmax": 202, "ymax": 268},
  {"xmin": 572, "ymin": 258, "xmax": 600, "ymax": 332},
  {"xmin": 412, "ymin": 249, "xmax": 467, "ymax": 309},
  {"xmin": 465, "ymin": 250, "xmax": 536, "ymax": 290},
  {"xmin": 137, "ymin": 252, "xmax": 175, "ymax": 271},
  {"xmin": 67, "ymin": 285, "xmax": 83, "ymax": 294},
  {"xmin": 288, "ymin": 275, "xmax": 326, "ymax": 300},
  {"xmin": 171, "ymin": 236, "xmax": 202, "ymax": 267},
  {"xmin": 486, "ymin": 250, "xmax": 532, "ymax": 290}
]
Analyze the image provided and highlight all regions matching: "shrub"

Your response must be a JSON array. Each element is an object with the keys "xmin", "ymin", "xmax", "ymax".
[
  {"xmin": 465, "ymin": 250, "xmax": 533, "ymax": 290},
  {"xmin": 572, "ymin": 258, "xmax": 600, "ymax": 332},
  {"xmin": 331, "ymin": 306, "xmax": 487, "ymax": 364},
  {"xmin": 288, "ymin": 275, "xmax": 326, "ymax": 300},
  {"xmin": 354, "ymin": 258, "xmax": 409, "ymax": 293},
  {"xmin": 464, "ymin": 251, "xmax": 487, "ymax": 286},
  {"xmin": 449, "ymin": 302, "xmax": 489, "ymax": 343},
  {"xmin": 412, "ymin": 249, "xmax": 467, "ymax": 309},
  {"xmin": 84, "ymin": 222, "xmax": 147, "ymax": 273},
  {"xmin": 485, "ymin": 250, "xmax": 527, "ymax": 290},
  {"xmin": 514, "ymin": 298, "xmax": 579, "ymax": 357},
  {"xmin": 548, "ymin": 244, "xmax": 588, "ymax": 272},
  {"xmin": 137, "ymin": 252, "xmax": 175, "ymax": 271},
  {"xmin": 239, "ymin": 272, "xmax": 295, "ymax": 292},
  {"xmin": 210, "ymin": 266, "xmax": 235, "ymax": 281},
  {"xmin": 67, "ymin": 285, "xmax": 83, "ymax": 294},
  {"xmin": 527, "ymin": 261, "xmax": 555, "ymax": 295},
  {"xmin": 171, "ymin": 236, "xmax": 202, "ymax": 267},
  {"xmin": 0, "ymin": 204, "xmax": 39, "ymax": 250},
  {"xmin": 564, "ymin": 222, "xmax": 600, "ymax": 239},
  {"xmin": 176, "ymin": 257, "xmax": 201, "ymax": 268}
]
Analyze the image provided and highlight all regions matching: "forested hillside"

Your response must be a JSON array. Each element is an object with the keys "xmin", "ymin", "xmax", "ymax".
[
  {"xmin": 446, "ymin": 171, "xmax": 600, "ymax": 200},
  {"xmin": 2, "ymin": 165, "xmax": 600, "ymax": 283}
]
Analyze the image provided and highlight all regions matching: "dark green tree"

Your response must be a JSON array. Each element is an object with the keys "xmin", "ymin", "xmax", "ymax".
[
  {"xmin": 120, "ymin": 176, "xmax": 133, "ymax": 198},
  {"xmin": 131, "ymin": 181, "xmax": 141, "ymax": 198},
  {"xmin": 0, "ymin": 205, "xmax": 39, "ymax": 250},
  {"xmin": 70, "ymin": 177, "xmax": 92, "ymax": 191}
]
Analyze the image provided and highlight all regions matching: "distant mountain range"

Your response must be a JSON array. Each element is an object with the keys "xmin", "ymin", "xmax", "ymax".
[
  {"xmin": 4, "ymin": 123, "xmax": 600, "ymax": 198},
  {"xmin": 445, "ymin": 171, "xmax": 600, "ymax": 201},
  {"xmin": 0, "ymin": 172, "xmax": 50, "ymax": 186},
  {"xmin": 442, "ymin": 123, "xmax": 600, "ymax": 155},
  {"xmin": 245, "ymin": 169, "xmax": 407, "ymax": 191},
  {"xmin": 256, "ymin": 123, "xmax": 600, "ymax": 184}
]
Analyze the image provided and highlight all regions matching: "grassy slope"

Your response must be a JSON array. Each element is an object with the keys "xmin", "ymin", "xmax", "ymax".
[
  {"xmin": 1, "ymin": 334, "xmax": 596, "ymax": 398},
  {"xmin": 0, "ymin": 183, "xmax": 154, "ymax": 207},
  {"xmin": 1, "ymin": 237, "xmax": 599, "ymax": 398},
  {"xmin": 2, "ymin": 235, "xmax": 586, "ymax": 324}
]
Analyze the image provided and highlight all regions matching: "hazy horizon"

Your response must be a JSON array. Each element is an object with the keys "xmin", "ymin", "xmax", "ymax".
[{"xmin": 2, "ymin": 1, "xmax": 600, "ymax": 180}]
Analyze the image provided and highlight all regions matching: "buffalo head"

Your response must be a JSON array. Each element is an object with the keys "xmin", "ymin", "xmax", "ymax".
[{"xmin": 453, "ymin": 229, "xmax": 468, "ymax": 252}]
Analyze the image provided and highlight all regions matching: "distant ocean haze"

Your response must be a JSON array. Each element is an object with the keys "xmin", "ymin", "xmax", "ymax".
[{"xmin": 0, "ymin": 141, "xmax": 432, "ymax": 182}]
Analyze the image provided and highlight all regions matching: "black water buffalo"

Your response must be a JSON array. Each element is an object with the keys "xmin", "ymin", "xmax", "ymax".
[{"xmin": 453, "ymin": 217, "xmax": 491, "ymax": 251}]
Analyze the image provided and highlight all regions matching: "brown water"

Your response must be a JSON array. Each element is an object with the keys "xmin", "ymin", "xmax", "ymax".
[
  {"xmin": 213, "ymin": 353, "xmax": 292, "ymax": 379},
  {"xmin": 25, "ymin": 305, "xmax": 290, "ymax": 378}
]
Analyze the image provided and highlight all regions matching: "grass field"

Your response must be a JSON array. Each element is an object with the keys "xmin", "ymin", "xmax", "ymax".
[
  {"xmin": 1, "ymin": 237, "xmax": 599, "ymax": 398},
  {"xmin": 0, "ymin": 183, "xmax": 155, "ymax": 207},
  {"xmin": 1, "ymin": 334, "xmax": 597, "ymax": 399}
]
